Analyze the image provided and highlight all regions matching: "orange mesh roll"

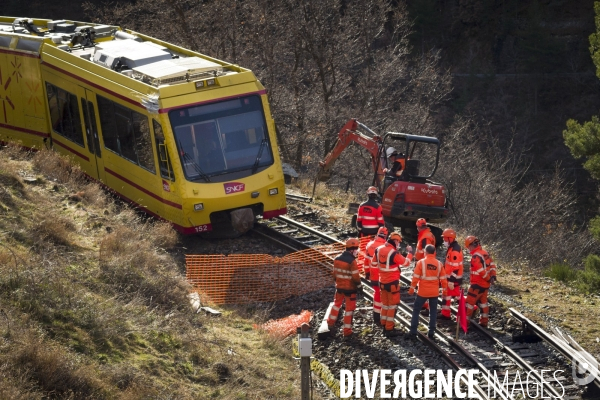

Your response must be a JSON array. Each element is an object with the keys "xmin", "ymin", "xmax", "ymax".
[
  {"xmin": 254, "ymin": 310, "xmax": 313, "ymax": 339},
  {"xmin": 186, "ymin": 248, "xmax": 338, "ymax": 304}
]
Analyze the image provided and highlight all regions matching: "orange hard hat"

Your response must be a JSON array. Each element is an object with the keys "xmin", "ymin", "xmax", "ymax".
[
  {"xmin": 388, "ymin": 232, "xmax": 402, "ymax": 242},
  {"xmin": 366, "ymin": 186, "xmax": 378, "ymax": 195},
  {"xmin": 416, "ymin": 218, "xmax": 427, "ymax": 228},
  {"xmin": 464, "ymin": 235, "xmax": 479, "ymax": 248},
  {"xmin": 377, "ymin": 226, "xmax": 388, "ymax": 237},
  {"xmin": 346, "ymin": 238, "xmax": 360, "ymax": 249},
  {"xmin": 442, "ymin": 228, "xmax": 456, "ymax": 240}
]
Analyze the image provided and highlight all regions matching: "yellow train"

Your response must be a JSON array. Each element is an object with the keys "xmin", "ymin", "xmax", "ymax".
[{"xmin": 0, "ymin": 16, "xmax": 287, "ymax": 236}]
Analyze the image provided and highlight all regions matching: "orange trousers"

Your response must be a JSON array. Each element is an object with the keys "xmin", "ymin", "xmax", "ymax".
[
  {"xmin": 380, "ymin": 282, "xmax": 400, "ymax": 331},
  {"xmin": 441, "ymin": 286, "xmax": 460, "ymax": 317},
  {"xmin": 466, "ymin": 285, "xmax": 489, "ymax": 326},
  {"xmin": 327, "ymin": 291, "xmax": 357, "ymax": 336}
]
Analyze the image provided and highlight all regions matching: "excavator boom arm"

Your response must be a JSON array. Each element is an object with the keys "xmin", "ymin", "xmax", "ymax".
[{"xmin": 317, "ymin": 119, "xmax": 383, "ymax": 182}]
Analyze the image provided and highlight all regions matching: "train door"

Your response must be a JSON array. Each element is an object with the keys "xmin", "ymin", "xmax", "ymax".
[
  {"xmin": 43, "ymin": 74, "xmax": 98, "ymax": 179},
  {"xmin": 152, "ymin": 118, "xmax": 183, "ymax": 226},
  {"xmin": 77, "ymin": 87, "xmax": 106, "ymax": 183}
]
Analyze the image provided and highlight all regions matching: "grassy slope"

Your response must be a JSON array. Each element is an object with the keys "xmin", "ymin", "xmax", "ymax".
[{"xmin": 0, "ymin": 146, "xmax": 308, "ymax": 399}]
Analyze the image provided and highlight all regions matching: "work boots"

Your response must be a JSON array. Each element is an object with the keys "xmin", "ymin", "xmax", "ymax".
[
  {"xmin": 383, "ymin": 329, "xmax": 402, "ymax": 338},
  {"xmin": 373, "ymin": 312, "xmax": 381, "ymax": 325}
]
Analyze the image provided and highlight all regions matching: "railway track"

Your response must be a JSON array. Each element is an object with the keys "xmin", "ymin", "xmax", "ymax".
[{"xmin": 254, "ymin": 211, "xmax": 597, "ymax": 399}]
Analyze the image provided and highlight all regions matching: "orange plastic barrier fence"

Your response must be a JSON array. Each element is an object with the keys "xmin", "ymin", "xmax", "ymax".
[
  {"xmin": 254, "ymin": 310, "xmax": 313, "ymax": 339},
  {"xmin": 186, "ymin": 247, "xmax": 342, "ymax": 305}
]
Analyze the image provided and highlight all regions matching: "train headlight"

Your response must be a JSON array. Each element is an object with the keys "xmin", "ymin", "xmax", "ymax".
[
  {"xmin": 194, "ymin": 203, "xmax": 204, "ymax": 211},
  {"xmin": 269, "ymin": 188, "xmax": 278, "ymax": 196}
]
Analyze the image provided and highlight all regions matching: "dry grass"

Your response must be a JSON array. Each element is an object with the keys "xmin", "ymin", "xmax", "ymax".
[{"xmin": 0, "ymin": 147, "xmax": 313, "ymax": 399}]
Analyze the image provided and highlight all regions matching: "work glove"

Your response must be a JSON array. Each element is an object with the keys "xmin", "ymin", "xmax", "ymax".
[
  {"xmin": 448, "ymin": 282, "xmax": 455, "ymax": 290},
  {"xmin": 490, "ymin": 276, "xmax": 497, "ymax": 285},
  {"xmin": 408, "ymin": 287, "xmax": 415, "ymax": 295}
]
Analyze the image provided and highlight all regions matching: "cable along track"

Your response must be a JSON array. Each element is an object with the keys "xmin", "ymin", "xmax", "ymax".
[{"xmin": 254, "ymin": 213, "xmax": 592, "ymax": 399}]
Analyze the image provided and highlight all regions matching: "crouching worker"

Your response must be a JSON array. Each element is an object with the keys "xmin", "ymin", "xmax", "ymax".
[
  {"xmin": 327, "ymin": 238, "xmax": 363, "ymax": 338},
  {"xmin": 408, "ymin": 245, "xmax": 447, "ymax": 339}
]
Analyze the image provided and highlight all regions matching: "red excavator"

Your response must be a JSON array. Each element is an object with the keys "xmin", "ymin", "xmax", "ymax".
[{"xmin": 315, "ymin": 119, "xmax": 448, "ymax": 241}]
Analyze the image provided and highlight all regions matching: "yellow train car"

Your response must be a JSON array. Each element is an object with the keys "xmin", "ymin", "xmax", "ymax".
[{"xmin": 0, "ymin": 17, "xmax": 287, "ymax": 236}]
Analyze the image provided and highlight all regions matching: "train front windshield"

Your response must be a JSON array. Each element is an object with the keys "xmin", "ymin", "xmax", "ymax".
[{"xmin": 169, "ymin": 95, "xmax": 274, "ymax": 182}]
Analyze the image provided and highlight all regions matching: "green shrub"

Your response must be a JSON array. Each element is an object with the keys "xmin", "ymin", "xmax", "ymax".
[
  {"xmin": 576, "ymin": 255, "xmax": 600, "ymax": 294},
  {"xmin": 544, "ymin": 262, "xmax": 577, "ymax": 282}
]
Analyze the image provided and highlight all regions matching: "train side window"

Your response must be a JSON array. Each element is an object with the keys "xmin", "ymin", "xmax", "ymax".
[
  {"xmin": 0, "ymin": 36, "xmax": 11, "ymax": 48},
  {"xmin": 45, "ymin": 82, "xmax": 85, "ymax": 147},
  {"xmin": 97, "ymin": 95, "xmax": 119, "ymax": 153},
  {"xmin": 132, "ymin": 113, "xmax": 155, "ymax": 173},
  {"xmin": 96, "ymin": 95, "xmax": 156, "ymax": 173},
  {"xmin": 153, "ymin": 120, "xmax": 174, "ymax": 181}
]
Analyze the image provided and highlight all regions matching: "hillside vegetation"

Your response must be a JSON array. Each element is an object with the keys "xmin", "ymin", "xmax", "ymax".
[{"xmin": 0, "ymin": 146, "xmax": 308, "ymax": 399}]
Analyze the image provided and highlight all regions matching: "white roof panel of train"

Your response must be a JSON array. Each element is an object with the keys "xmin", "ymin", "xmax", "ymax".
[{"xmin": 0, "ymin": 18, "xmax": 231, "ymax": 87}]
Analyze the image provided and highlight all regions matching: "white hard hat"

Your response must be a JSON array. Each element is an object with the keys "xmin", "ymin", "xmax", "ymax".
[{"xmin": 386, "ymin": 147, "xmax": 397, "ymax": 157}]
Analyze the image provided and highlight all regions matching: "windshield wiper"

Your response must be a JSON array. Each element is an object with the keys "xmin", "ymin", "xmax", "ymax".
[
  {"xmin": 252, "ymin": 138, "xmax": 268, "ymax": 173},
  {"xmin": 177, "ymin": 140, "xmax": 211, "ymax": 182}
]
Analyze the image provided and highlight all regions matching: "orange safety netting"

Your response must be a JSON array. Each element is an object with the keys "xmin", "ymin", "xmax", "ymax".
[
  {"xmin": 254, "ymin": 310, "xmax": 313, "ymax": 339},
  {"xmin": 186, "ymin": 247, "xmax": 340, "ymax": 305}
]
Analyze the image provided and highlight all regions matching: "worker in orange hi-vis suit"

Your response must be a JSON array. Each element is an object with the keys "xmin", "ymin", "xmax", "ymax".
[
  {"xmin": 327, "ymin": 238, "xmax": 363, "ymax": 338},
  {"xmin": 356, "ymin": 186, "xmax": 385, "ymax": 237},
  {"xmin": 372, "ymin": 232, "xmax": 413, "ymax": 337},
  {"xmin": 464, "ymin": 236, "xmax": 497, "ymax": 328},
  {"xmin": 414, "ymin": 218, "xmax": 436, "ymax": 315},
  {"xmin": 364, "ymin": 226, "xmax": 388, "ymax": 325},
  {"xmin": 408, "ymin": 245, "xmax": 447, "ymax": 339},
  {"xmin": 439, "ymin": 228, "xmax": 464, "ymax": 320}
]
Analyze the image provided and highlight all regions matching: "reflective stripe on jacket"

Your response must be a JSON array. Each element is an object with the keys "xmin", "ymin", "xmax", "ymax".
[
  {"xmin": 444, "ymin": 241, "xmax": 464, "ymax": 285},
  {"xmin": 373, "ymin": 242, "xmax": 412, "ymax": 285},
  {"xmin": 356, "ymin": 198, "xmax": 385, "ymax": 235},
  {"xmin": 332, "ymin": 250, "xmax": 362, "ymax": 291},
  {"xmin": 415, "ymin": 227, "xmax": 435, "ymax": 261},
  {"xmin": 411, "ymin": 254, "xmax": 447, "ymax": 297},
  {"xmin": 364, "ymin": 236, "xmax": 386, "ymax": 280},
  {"xmin": 469, "ymin": 246, "xmax": 496, "ymax": 289}
]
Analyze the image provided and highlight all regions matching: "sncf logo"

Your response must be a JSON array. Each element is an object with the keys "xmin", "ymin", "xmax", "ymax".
[{"xmin": 224, "ymin": 182, "xmax": 245, "ymax": 194}]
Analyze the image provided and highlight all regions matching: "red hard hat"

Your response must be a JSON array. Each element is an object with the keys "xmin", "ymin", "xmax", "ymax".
[
  {"xmin": 377, "ymin": 226, "xmax": 388, "ymax": 238},
  {"xmin": 416, "ymin": 218, "xmax": 427, "ymax": 228},
  {"xmin": 388, "ymin": 232, "xmax": 402, "ymax": 242},
  {"xmin": 464, "ymin": 235, "xmax": 479, "ymax": 248},
  {"xmin": 346, "ymin": 238, "xmax": 360, "ymax": 249},
  {"xmin": 442, "ymin": 228, "xmax": 456, "ymax": 240},
  {"xmin": 366, "ymin": 186, "xmax": 378, "ymax": 195}
]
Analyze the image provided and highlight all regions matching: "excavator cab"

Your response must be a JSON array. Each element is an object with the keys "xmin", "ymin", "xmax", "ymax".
[{"xmin": 378, "ymin": 132, "xmax": 440, "ymax": 188}]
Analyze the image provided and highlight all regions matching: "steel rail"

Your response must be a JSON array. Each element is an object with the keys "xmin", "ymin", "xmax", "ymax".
[
  {"xmin": 285, "ymin": 193, "xmax": 313, "ymax": 202},
  {"xmin": 510, "ymin": 308, "xmax": 600, "ymax": 391},
  {"xmin": 274, "ymin": 216, "xmax": 339, "ymax": 244}
]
